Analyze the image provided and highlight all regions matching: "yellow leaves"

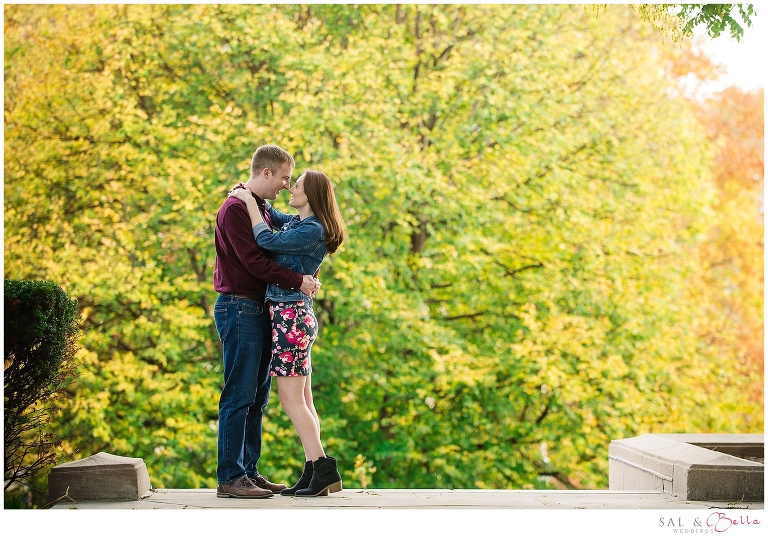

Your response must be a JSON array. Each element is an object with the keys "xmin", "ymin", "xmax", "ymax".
[
  {"xmin": 100, "ymin": 237, "xmax": 116, "ymax": 248},
  {"xmin": 427, "ymin": 348, "xmax": 446, "ymax": 373},
  {"xmin": 352, "ymin": 455, "xmax": 377, "ymax": 489},
  {"xmin": 3, "ymin": 3, "xmax": 763, "ymax": 492},
  {"xmin": 604, "ymin": 354, "xmax": 630, "ymax": 378},
  {"xmin": 431, "ymin": 346, "xmax": 492, "ymax": 389}
]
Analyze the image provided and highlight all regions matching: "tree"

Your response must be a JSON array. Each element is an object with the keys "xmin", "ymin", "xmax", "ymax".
[
  {"xmin": 588, "ymin": 4, "xmax": 758, "ymax": 42},
  {"xmin": 659, "ymin": 39, "xmax": 764, "ymax": 414},
  {"xmin": 4, "ymin": 4, "xmax": 761, "ymax": 491},
  {"xmin": 4, "ymin": 280, "xmax": 80, "ymax": 499},
  {"xmin": 695, "ymin": 87, "xmax": 764, "ymax": 408}
]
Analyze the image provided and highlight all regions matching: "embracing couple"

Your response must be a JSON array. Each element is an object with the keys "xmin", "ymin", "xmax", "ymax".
[{"xmin": 212, "ymin": 144, "xmax": 345, "ymax": 499}]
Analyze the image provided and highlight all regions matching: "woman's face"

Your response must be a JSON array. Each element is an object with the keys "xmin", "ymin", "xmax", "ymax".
[{"xmin": 288, "ymin": 174, "xmax": 308, "ymax": 208}]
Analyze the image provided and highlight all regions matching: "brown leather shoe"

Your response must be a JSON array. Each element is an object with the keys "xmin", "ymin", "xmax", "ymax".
[
  {"xmin": 248, "ymin": 474, "xmax": 287, "ymax": 493},
  {"xmin": 217, "ymin": 476, "xmax": 273, "ymax": 498}
]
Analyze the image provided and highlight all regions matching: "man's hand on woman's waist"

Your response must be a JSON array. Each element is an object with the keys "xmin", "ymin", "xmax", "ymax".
[{"xmin": 300, "ymin": 275, "xmax": 321, "ymax": 298}]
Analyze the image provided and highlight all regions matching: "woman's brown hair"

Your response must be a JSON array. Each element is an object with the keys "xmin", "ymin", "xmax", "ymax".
[{"xmin": 303, "ymin": 169, "xmax": 346, "ymax": 254}]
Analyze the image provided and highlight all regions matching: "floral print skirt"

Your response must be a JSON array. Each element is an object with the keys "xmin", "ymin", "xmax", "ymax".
[{"xmin": 268, "ymin": 300, "xmax": 316, "ymax": 377}]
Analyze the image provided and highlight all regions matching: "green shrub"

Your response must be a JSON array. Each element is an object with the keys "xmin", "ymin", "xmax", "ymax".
[{"xmin": 4, "ymin": 280, "xmax": 80, "ymax": 496}]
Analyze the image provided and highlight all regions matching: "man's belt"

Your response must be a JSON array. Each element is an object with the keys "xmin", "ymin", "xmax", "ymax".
[{"xmin": 224, "ymin": 293, "xmax": 261, "ymax": 302}]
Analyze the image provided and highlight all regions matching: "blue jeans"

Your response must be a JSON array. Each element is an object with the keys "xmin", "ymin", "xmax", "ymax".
[{"xmin": 213, "ymin": 294, "xmax": 273, "ymax": 484}]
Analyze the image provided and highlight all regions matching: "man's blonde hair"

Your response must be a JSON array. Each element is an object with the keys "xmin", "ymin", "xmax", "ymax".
[{"xmin": 250, "ymin": 145, "xmax": 295, "ymax": 179}]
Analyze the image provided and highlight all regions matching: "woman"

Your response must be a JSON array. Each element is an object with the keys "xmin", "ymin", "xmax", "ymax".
[{"xmin": 228, "ymin": 169, "xmax": 346, "ymax": 497}]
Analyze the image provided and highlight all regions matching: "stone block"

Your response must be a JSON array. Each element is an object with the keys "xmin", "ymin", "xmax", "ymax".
[
  {"xmin": 637, "ymin": 469, "xmax": 656, "ymax": 490},
  {"xmin": 642, "ymin": 453, "xmax": 675, "ymax": 479},
  {"xmin": 683, "ymin": 464, "xmax": 764, "ymax": 502},
  {"xmin": 608, "ymin": 440, "xmax": 643, "ymax": 462},
  {"xmin": 48, "ymin": 452, "xmax": 152, "ymax": 502},
  {"xmin": 622, "ymin": 459, "xmax": 638, "ymax": 489},
  {"xmin": 609, "ymin": 459, "xmax": 624, "ymax": 490},
  {"xmin": 609, "ymin": 434, "xmax": 763, "ymax": 502},
  {"xmin": 661, "ymin": 478, "xmax": 673, "ymax": 493},
  {"xmin": 623, "ymin": 434, "xmax": 679, "ymax": 452}
]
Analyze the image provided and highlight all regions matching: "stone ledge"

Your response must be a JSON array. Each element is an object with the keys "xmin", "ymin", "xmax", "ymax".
[
  {"xmin": 49, "ymin": 488, "xmax": 764, "ymax": 510},
  {"xmin": 48, "ymin": 452, "xmax": 152, "ymax": 502},
  {"xmin": 609, "ymin": 434, "xmax": 763, "ymax": 501}
]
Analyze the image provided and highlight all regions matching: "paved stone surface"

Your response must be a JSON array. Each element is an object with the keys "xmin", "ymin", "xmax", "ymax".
[{"xmin": 50, "ymin": 488, "xmax": 765, "ymax": 510}]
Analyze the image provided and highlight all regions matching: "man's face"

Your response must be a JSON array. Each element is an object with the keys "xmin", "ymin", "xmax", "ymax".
[{"xmin": 265, "ymin": 162, "xmax": 293, "ymax": 200}]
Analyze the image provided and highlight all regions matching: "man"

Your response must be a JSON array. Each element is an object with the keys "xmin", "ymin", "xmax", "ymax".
[{"xmin": 213, "ymin": 144, "xmax": 320, "ymax": 498}]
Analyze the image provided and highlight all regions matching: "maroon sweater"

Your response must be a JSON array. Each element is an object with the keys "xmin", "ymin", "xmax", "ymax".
[{"xmin": 213, "ymin": 194, "xmax": 303, "ymax": 301}]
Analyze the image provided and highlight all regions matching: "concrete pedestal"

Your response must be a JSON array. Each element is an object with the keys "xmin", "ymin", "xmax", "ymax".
[
  {"xmin": 48, "ymin": 452, "xmax": 152, "ymax": 502},
  {"xmin": 609, "ymin": 434, "xmax": 763, "ymax": 501}
]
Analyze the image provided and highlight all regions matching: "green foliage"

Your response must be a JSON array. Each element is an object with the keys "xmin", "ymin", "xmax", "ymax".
[
  {"xmin": 3, "ymin": 4, "xmax": 762, "ymax": 493},
  {"xmin": 677, "ymin": 4, "xmax": 757, "ymax": 40},
  {"xmin": 589, "ymin": 4, "xmax": 757, "ymax": 42},
  {"xmin": 4, "ymin": 280, "xmax": 80, "ymax": 495}
]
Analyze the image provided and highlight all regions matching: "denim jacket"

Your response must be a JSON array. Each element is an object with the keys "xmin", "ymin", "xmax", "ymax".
[{"xmin": 252, "ymin": 202, "xmax": 327, "ymax": 304}]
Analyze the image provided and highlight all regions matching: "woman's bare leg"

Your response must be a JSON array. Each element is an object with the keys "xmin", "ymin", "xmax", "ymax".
[
  {"xmin": 304, "ymin": 374, "xmax": 320, "ymax": 436},
  {"xmin": 277, "ymin": 375, "xmax": 325, "ymax": 462}
]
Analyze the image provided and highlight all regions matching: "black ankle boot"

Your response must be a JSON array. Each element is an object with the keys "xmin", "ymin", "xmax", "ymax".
[
  {"xmin": 295, "ymin": 456, "xmax": 342, "ymax": 497},
  {"xmin": 280, "ymin": 461, "xmax": 314, "ymax": 496}
]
